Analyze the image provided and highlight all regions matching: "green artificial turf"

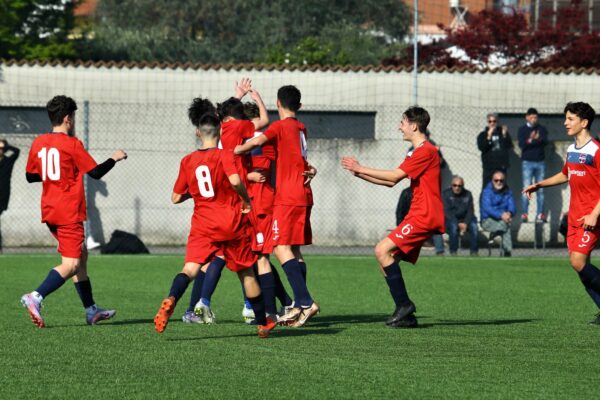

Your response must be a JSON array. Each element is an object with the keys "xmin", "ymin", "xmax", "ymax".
[{"xmin": 0, "ymin": 254, "xmax": 598, "ymax": 399}]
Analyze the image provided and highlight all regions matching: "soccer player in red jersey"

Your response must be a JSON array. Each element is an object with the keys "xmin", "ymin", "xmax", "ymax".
[
  {"xmin": 524, "ymin": 102, "xmax": 600, "ymax": 324},
  {"xmin": 341, "ymin": 106, "xmax": 444, "ymax": 328},
  {"xmin": 20, "ymin": 95, "xmax": 127, "ymax": 328},
  {"xmin": 243, "ymin": 102, "xmax": 294, "ymax": 319},
  {"xmin": 153, "ymin": 97, "xmax": 275, "ymax": 338},
  {"xmin": 235, "ymin": 85, "xmax": 319, "ymax": 327}
]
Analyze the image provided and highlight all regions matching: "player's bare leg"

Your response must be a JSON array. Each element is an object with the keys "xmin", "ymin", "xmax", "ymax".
[
  {"xmin": 375, "ymin": 237, "xmax": 417, "ymax": 328},
  {"xmin": 154, "ymin": 262, "xmax": 201, "ymax": 333},
  {"xmin": 238, "ymin": 268, "xmax": 276, "ymax": 338}
]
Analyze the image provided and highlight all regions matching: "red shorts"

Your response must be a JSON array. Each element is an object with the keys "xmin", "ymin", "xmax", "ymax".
[
  {"xmin": 388, "ymin": 219, "xmax": 434, "ymax": 264},
  {"xmin": 185, "ymin": 230, "xmax": 257, "ymax": 272},
  {"xmin": 271, "ymin": 205, "xmax": 312, "ymax": 247},
  {"xmin": 251, "ymin": 212, "xmax": 274, "ymax": 254},
  {"xmin": 47, "ymin": 222, "xmax": 85, "ymax": 258},
  {"xmin": 567, "ymin": 224, "xmax": 600, "ymax": 255}
]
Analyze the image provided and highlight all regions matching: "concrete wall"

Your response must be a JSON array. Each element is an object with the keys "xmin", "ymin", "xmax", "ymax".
[{"xmin": 1, "ymin": 62, "xmax": 599, "ymax": 246}]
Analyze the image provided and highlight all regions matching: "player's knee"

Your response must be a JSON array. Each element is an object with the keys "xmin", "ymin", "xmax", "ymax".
[
  {"xmin": 569, "ymin": 254, "xmax": 586, "ymax": 272},
  {"xmin": 373, "ymin": 243, "xmax": 387, "ymax": 263}
]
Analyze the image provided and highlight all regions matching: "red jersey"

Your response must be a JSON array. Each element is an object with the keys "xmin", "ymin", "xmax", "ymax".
[
  {"xmin": 220, "ymin": 119, "xmax": 255, "ymax": 183},
  {"xmin": 26, "ymin": 133, "xmax": 97, "ymax": 225},
  {"xmin": 263, "ymin": 118, "xmax": 313, "ymax": 206},
  {"xmin": 561, "ymin": 139, "xmax": 600, "ymax": 226},
  {"xmin": 398, "ymin": 140, "xmax": 445, "ymax": 232},
  {"xmin": 173, "ymin": 147, "xmax": 243, "ymax": 240},
  {"xmin": 246, "ymin": 131, "xmax": 275, "ymax": 215}
]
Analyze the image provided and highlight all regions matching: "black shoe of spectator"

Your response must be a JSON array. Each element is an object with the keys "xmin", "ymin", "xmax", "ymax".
[
  {"xmin": 503, "ymin": 251, "xmax": 512, "ymax": 257},
  {"xmin": 388, "ymin": 313, "xmax": 418, "ymax": 328},
  {"xmin": 386, "ymin": 302, "xmax": 416, "ymax": 326}
]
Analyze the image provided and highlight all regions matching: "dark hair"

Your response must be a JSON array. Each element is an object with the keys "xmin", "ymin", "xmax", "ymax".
[
  {"xmin": 564, "ymin": 102, "xmax": 595, "ymax": 130},
  {"xmin": 217, "ymin": 97, "xmax": 246, "ymax": 121},
  {"xmin": 47, "ymin": 95, "xmax": 77, "ymax": 126},
  {"xmin": 188, "ymin": 97, "xmax": 216, "ymax": 127},
  {"xmin": 526, "ymin": 108, "xmax": 538, "ymax": 116},
  {"xmin": 243, "ymin": 102, "xmax": 260, "ymax": 120},
  {"xmin": 277, "ymin": 85, "xmax": 301, "ymax": 112},
  {"xmin": 403, "ymin": 106, "xmax": 430, "ymax": 133}
]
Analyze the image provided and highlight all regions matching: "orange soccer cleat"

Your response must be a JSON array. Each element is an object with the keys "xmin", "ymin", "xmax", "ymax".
[
  {"xmin": 154, "ymin": 296, "xmax": 176, "ymax": 333},
  {"xmin": 257, "ymin": 316, "xmax": 277, "ymax": 338}
]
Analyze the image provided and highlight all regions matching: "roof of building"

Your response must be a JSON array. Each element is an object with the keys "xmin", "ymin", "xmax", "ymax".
[
  {"xmin": 74, "ymin": 0, "xmax": 97, "ymax": 17},
  {"xmin": 1, "ymin": 58, "xmax": 599, "ymax": 75}
]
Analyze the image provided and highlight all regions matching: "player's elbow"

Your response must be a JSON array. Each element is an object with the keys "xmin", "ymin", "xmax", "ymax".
[
  {"xmin": 171, "ymin": 193, "xmax": 182, "ymax": 204},
  {"xmin": 228, "ymin": 174, "xmax": 242, "ymax": 187}
]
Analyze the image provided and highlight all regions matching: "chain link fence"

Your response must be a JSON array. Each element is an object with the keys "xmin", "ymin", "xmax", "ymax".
[{"xmin": 0, "ymin": 99, "xmax": 571, "ymax": 256}]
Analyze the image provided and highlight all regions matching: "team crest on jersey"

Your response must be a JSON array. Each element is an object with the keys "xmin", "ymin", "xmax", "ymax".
[{"xmin": 579, "ymin": 153, "xmax": 587, "ymax": 164}]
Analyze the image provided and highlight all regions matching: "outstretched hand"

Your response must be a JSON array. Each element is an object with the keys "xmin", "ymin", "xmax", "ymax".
[
  {"xmin": 112, "ymin": 149, "xmax": 128, "ymax": 162},
  {"xmin": 522, "ymin": 183, "xmax": 539, "ymax": 200},
  {"xmin": 234, "ymin": 78, "xmax": 252, "ymax": 99},
  {"xmin": 341, "ymin": 156, "xmax": 360, "ymax": 174}
]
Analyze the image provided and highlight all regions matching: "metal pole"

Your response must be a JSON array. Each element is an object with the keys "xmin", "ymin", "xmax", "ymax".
[
  {"xmin": 413, "ymin": 0, "xmax": 418, "ymax": 106},
  {"xmin": 552, "ymin": 0, "xmax": 558, "ymax": 29},
  {"xmin": 534, "ymin": 0, "xmax": 540, "ymax": 31},
  {"xmin": 589, "ymin": 0, "xmax": 594, "ymax": 34},
  {"xmin": 83, "ymin": 100, "xmax": 90, "ymax": 240}
]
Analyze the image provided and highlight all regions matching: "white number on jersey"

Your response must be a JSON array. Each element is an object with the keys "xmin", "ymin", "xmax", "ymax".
[
  {"xmin": 272, "ymin": 219, "xmax": 280, "ymax": 235},
  {"xmin": 299, "ymin": 131, "xmax": 308, "ymax": 160},
  {"xmin": 195, "ymin": 165, "xmax": 215, "ymax": 198},
  {"xmin": 37, "ymin": 147, "xmax": 61, "ymax": 181}
]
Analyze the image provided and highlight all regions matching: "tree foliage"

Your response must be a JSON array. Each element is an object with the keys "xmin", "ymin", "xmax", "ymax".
[
  {"xmin": 0, "ymin": 0, "xmax": 78, "ymax": 60},
  {"xmin": 383, "ymin": 0, "xmax": 600, "ymax": 69},
  {"xmin": 79, "ymin": 0, "xmax": 409, "ymax": 65}
]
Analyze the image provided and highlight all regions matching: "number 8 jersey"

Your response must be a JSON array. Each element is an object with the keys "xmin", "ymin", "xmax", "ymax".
[
  {"xmin": 173, "ymin": 148, "xmax": 244, "ymax": 240},
  {"xmin": 26, "ymin": 132, "xmax": 97, "ymax": 225}
]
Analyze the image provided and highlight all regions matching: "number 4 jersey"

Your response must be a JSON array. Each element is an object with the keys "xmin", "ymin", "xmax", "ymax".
[
  {"xmin": 26, "ymin": 132, "xmax": 97, "ymax": 225},
  {"xmin": 173, "ymin": 148, "xmax": 245, "ymax": 240}
]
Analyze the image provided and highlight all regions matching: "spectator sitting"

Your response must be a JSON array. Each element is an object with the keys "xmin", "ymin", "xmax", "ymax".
[
  {"xmin": 442, "ymin": 175, "xmax": 479, "ymax": 256},
  {"xmin": 477, "ymin": 113, "xmax": 513, "ymax": 189},
  {"xmin": 480, "ymin": 170, "xmax": 516, "ymax": 257},
  {"xmin": 518, "ymin": 107, "xmax": 548, "ymax": 223}
]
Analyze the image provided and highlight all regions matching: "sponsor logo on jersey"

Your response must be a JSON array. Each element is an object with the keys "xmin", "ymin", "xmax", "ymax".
[{"xmin": 568, "ymin": 168, "xmax": 586, "ymax": 178}]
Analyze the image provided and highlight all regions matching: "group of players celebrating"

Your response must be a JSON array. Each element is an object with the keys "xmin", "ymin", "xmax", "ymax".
[{"xmin": 18, "ymin": 82, "xmax": 600, "ymax": 335}]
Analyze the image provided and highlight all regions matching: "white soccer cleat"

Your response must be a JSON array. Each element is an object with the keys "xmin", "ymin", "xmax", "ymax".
[
  {"xmin": 242, "ymin": 305, "xmax": 255, "ymax": 324},
  {"xmin": 182, "ymin": 310, "xmax": 204, "ymax": 324},
  {"xmin": 21, "ymin": 293, "xmax": 45, "ymax": 328},
  {"xmin": 194, "ymin": 302, "xmax": 216, "ymax": 324},
  {"xmin": 86, "ymin": 306, "xmax": 116, "ymax": 325}
]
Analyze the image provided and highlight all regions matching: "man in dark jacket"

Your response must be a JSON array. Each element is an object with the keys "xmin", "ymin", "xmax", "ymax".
[
  {"xmin": 477, "ymin": 113, "xmax": 513, "ymax": 189},
  {"xmin": 518, "ymin": 108, "xmax": 548, "ymax": 223},
  {"xmin": 0, "ymin": 139, "xmax": 20, "ymax": 252},
  {"xmin": 480, "ymin": 170, "xmax": 516, "ymax": 257},
  {"xmin": 443, "ymin": 176, "xmax": 478, "ymax": 255}
]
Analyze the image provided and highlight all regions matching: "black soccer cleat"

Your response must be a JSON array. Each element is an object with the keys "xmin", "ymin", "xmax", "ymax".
[
  {"xmin": 386, "ymin": 301, "xmax": 416, "ymax": 326},
  {"xmin": 388, "ymin": 313, "xmax": 418, "ymax": 328},
  {"xmin": 589, "ymin": 312, "xmax": 600, "ymax": 325}
]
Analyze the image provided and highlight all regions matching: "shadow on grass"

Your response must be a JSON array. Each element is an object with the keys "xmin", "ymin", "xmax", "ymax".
[
  {"xmin": 417, "ymin": 318, "xmax": 536, "ymax": 328},
  {"xmin": 102, "ymin": 318, "xmax": 154, "ymax": 326},
  {"xmin": 307, "ymin": 314, "xmax": 389, "ymax": 327},
  {"xmin": 167, "ymin": 327, "xmax": 344, "ymax": 341}
]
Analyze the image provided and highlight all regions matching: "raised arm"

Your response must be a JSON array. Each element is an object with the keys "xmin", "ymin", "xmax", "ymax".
[
  {"xmin": 234, "ymin": 134, "xmax": 268, "ymax": 155},
  {"xmin": 522, "ymin": 171, "xmax": 568, "ymax": 200},
  {"xmin": 87, "ymin": 149, "xmax": 127, "ymax": 180},
  {"xmin": 341, "ymin": 156, "xmax": 407, "ymax": 187},
  {"xmin": 249, "ymin": 89, "xmax": 269, "ymax": 130}
]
